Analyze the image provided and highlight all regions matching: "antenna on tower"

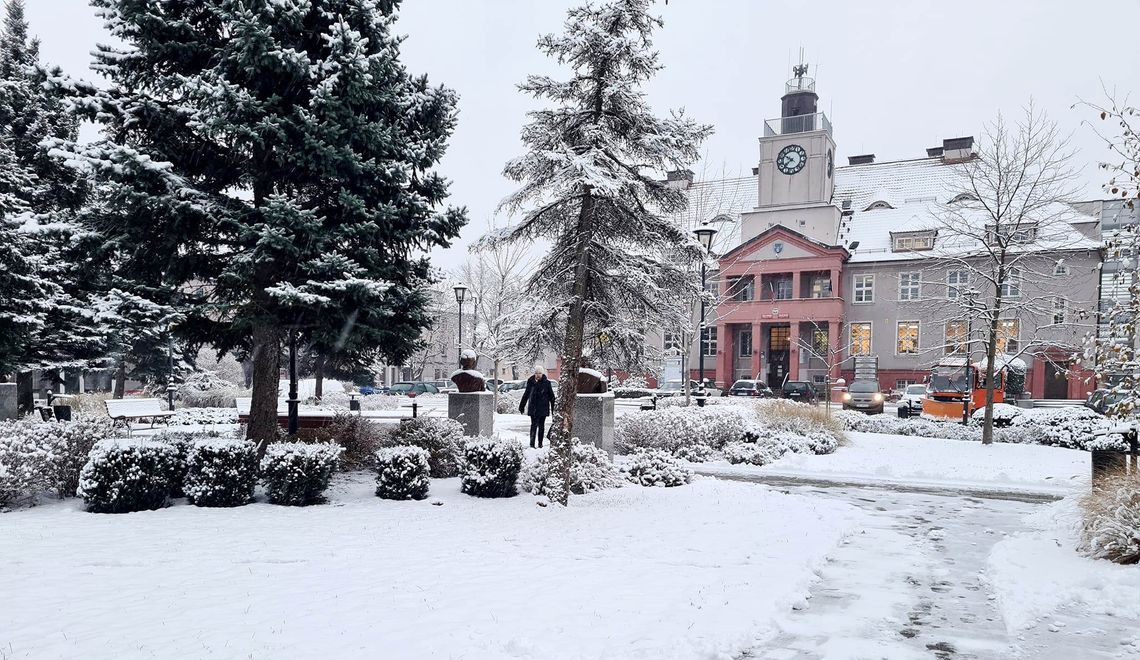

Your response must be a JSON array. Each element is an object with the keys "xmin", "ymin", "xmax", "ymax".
[{"xmin": 792, "ymin": 47, "xmax": 808, "ymax": 79}]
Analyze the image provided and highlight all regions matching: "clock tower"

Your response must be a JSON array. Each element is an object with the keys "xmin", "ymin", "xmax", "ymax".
[{"xmin": 740, "ymin": 65, "xmax": 840, "ymax": 245}]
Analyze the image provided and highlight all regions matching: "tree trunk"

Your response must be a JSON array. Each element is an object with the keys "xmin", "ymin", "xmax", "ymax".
[
  {"xmin": 113, "ymin": 361, "xmax": 126, "ymax": 399},
  {"xmin": 247, "ymin": 321, "xmax": 282, "ymax": 453},
  {"xmin": 493, "ymin": 357, "xmax": 500, "ymax": 411},
  {"xmin": 314, "ymin": 356, "xmax": 325, "ymax": 400},
  {"xmin": 981, "ymin": 266, "xmax": 1006, "ymax": 445}
]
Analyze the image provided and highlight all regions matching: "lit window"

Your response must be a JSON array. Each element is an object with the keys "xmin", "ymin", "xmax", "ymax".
[
  {"xmin": 854, "ymin": 274, "xmax": 874, "ymax": 303},
  {"xmin": 899, "ymin": 272, "xmax": 921, "ymax": 301},
  {"xmin": 896, "ymin": 321, "xmax": 920, "ymax": 355},
  {"xmin": 1000, "ymin": 268, "xmax": 1022, "ymax": 299},
  {"xmin": 945, "ymin": 320, "xmax": 968, "ymax": 355},
  {"xmin": 946, "ymin": 270, "xmax": 969, "ymax": 299},
  {"xmin": 849, "ymin": 323, "xmax": 872, "ymax": 356},
  {"xmin": 996, "ymin": 319, "xmax": 1020, "ymax": 353},
  {"xmin": 812, "ymin": 327, "xmax": 829, "ymax": 355},
  {"xmin": 701, "ymin": 327, "xmax": 717, "ymax": 357},
  {"xmin": 1053, "ymin": 298, "xmax": 1067, "ymax": 325}
]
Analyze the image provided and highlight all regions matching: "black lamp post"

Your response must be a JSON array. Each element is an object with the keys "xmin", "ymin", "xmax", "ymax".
[
  {"xmin": 693, "ymin": 221, "xmax": 718, "ymax": 407},
  {"xmin": 961, "ymin": 288, "xmax": 979, "ymax": 425},
  {"xmin": 166, "ymin": 325, "xmax": 177, "ymax": 411},
  {"xmin": 287, "ymin": 329, "xmax": 299, "ymax": 435},
  {"xmin": 453, "ymin": 283, "xmax": 468, "ymax": 354}
]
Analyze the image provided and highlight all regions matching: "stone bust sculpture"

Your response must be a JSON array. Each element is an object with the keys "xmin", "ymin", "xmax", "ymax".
[{"xmin": 450, "ymin": 349, "xmax": 487, "ymax": 393}]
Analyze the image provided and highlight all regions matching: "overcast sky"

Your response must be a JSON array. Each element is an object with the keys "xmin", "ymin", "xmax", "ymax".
[{"xmin": 26, "ymin": 0, "xmax": 1140, "ymax": 269}]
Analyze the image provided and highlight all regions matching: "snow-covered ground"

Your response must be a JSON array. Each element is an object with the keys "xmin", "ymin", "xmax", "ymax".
[
  {"xmin": 697, "ymin": 431, "xmax": 1090, "ymax": 498},
  {"xmin": 0, "ymin": 475, "xmax": 869, "ymax": 660}
]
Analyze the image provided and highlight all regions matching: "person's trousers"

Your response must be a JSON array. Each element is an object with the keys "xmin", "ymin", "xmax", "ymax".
[{"xmin": 529, "ymin": 415, "xmax": 547, "ymax": 447}]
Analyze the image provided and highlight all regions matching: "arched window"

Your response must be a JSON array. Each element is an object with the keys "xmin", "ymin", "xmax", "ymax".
[
  {"xmin": 949, "ymin": 192, "xmax": 978, "ymax": 204},
  {"xmin": 865, "ymin": 200, "xmax": 894, "ymax": 211}
]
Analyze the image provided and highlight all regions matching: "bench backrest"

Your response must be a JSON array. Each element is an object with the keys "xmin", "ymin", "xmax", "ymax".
[
  {"xmin": 105, "ymin": 398, "xmax": 168, "ymax": 417},
  {"xmin": 235, "ymin": 397, "xmax": 289, "ymax": 415}
]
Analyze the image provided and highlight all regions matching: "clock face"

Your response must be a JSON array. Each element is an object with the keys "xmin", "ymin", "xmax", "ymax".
[
  {"xmin": 777, "ymin": 144, "xmax": 807, "ymax": 175},
  {"xmin": 827, "ymin": 149, "xmax": 834, "ymax": 178}
]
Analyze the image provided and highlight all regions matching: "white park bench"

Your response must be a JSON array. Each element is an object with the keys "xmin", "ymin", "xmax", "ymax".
[{"xmin": 104, "ymin": 398, "xmax": 175, "ymax": 434}]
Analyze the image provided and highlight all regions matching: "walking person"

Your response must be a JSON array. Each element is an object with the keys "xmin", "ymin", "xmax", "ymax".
[{"xmin": 519, "ymin": 364, "xmax": 555, "ymax": 448}]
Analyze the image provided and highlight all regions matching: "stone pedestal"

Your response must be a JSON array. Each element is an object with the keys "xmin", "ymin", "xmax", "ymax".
[
  {"xmin": 573, "ymin": 393, "xmax": 615, "ymax": 455},
  {"xmin": 448, "ymin": 391, "xmax": 494, "ymax": 437},
  {"xmin": 0, "ymin": 383, "xmax": 17, "ymax": 421}
]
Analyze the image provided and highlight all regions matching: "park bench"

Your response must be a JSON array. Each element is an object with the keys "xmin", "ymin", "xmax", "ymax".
[
  {"xmin": 104, "ymin": 398, "xmax": 175, "ymax": 434},
  {"xmin": 234, "ymin": 397, "xmax": 431, "ymax": 430}
]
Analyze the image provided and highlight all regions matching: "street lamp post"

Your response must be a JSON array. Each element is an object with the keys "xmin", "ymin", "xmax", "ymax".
[
  {"xmin": 693, "ymin": 222, "xmax": 718, "ymax": 408},
  {"xmin": 961, "ymin": 288, "xmax": 980, "ymax": 425},
  {"xmin": 287, "ymin": 328, "xmax": 299, "ymax": 436},
  {"xmin": 453, "ymin": 283, "xmax": 469, "ymax": 354},
  {"xmin": 166, "ymin": 327, "xmax": 176, "ymax": 411}
]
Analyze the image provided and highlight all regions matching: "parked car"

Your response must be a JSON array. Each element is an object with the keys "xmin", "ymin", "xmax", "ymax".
[
  {"xmin": 429, "ymin": 379, "xmax": 458, "ymax": 394},
  {"xmin": 657, "ymin": 379, "xmax": 698, "ymax": 397},
  {"xmin": 728, "ymin": 380, "xmax": 774, "ymax": 398},
  {"xmin": 898, "ymin": 384, "xmax": 928, "ymax": 414},
  {"xmin": 388, "ymin": 382, "xmax": 439, "ymax": 397},
  {"xmin": 781, "ymin": 380, "xmax": 818, "ymax": 404},
  {"xmin": 843, "ymin": 379, "xmax": 884, "ymax": 414},
  {"xmin": 499, "ymin": 380, "xmax": 527, "ymax": 394},
  {"xmin": 1085, "ymin": 388, "xmax": 1129, "ymax": 416}
]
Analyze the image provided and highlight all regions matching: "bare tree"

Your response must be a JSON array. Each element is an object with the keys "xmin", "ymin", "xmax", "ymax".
[
  {"xmin": 929, "ymin": 103, "xmax": 1084, "ymax": 443},
  {"xmin": 404, "ymin": 288, "xmax": 456, "ymax": 382}
]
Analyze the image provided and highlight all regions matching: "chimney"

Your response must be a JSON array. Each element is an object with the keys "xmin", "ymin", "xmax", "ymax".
[
  {"xmin": 666, "ymin": 169, "xmax": 695, "ymax": 190},
  {"xmin": 926, "ymin": 146, "xmax": 944, "ymax": 157},
  {"xmin": 847, "ymin": 154, "xmax": 875, "ymax": 166},
  {"xmin": 941, "ymin": 136, "xmax": 975, "ymax": 164}
]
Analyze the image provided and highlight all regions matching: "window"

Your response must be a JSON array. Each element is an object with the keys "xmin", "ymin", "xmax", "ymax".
[
  {"xmin": 946, "ymin": 270, "xmax": 969, "ymax": 299},
  {"xmin": 704, "ymin": 276, "xmax": 719, "ymax": 295},
  {"xmin": 701, "ymin": 326, "xmax": 717, "ymax": 357},
  {"xmin": 866, "ymin": 200, "xmax": 894, "ymax": 211},
  {"xmin": 809, "ymin": 274, "xmax": 832, "ymax": 299},
  {"xmin": 1053, "ymin": 261, "xmax": 1069, "ymax": 276},
  {"xmin": 895, "ymin": 379, "xmax": 918, "ymax": 389},
  {"xmin": 945, "ymin": 320, "xmax": 967, "ymax": 355},
  {"xmin": 853, "ymin": 274, "xmax": 874, "ymax": 303},
  {"xmin": 663, "ymin": 331, "xmax": 683, "ymax": 354},
  {"xmin": 769, "ymin": 326, "xmax": 790, "ymax": 350},
  {"xmin": 849, "ymin": 323, "xmax": 872, "ymax": 356},
  {"xmin": 896, "ymin": 321, "xmax": 920, "ymax": 355},
  {"xmin": 949, "ymin": 192, "xmax": 977, "ymax": 204},
  {"xmin": 727, "ymin": 276, "xmax": 755, "ymax": 302},
  {"xmin": 987, "ymin": 223, "xmax": 1037, "ymax": 245},
  {"xmin": 899, "ymin": 272, "xmax": 921, "ymax": 301},
  {"xmin": 1052, "ymin": 298, "xmax": 1067, "ymax": 325},
  {"xmin": 892, "ymin": 232, "xmax": 934, "ymax": 252},
  {"xmin": 1000, "ymin": 268, "xmax": 1022, "ymax": 298},
  {"xmin": 811, "ymin": 327, "xmax": 829, "ymax": 356},
  {"xmin": 996, "ymin": 319, "xmax": 1020, "ymax": 354},
  {"xmin": 774, "ymin": 277, "xmax": 793, "ymax": 300},
  {"xmin": 739, "ymin": 328, "xmax": 753, "ymax": 357}
]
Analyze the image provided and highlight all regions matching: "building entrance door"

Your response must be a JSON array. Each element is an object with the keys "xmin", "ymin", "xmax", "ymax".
[
  {"xmin": 733, "ymin": 327, "xmax": 753, "ymax": 381},
  {"xmin": 767, "ymin": 325, "xmax": 790, "ymax": 390},
  {"xmin": 1043, "ymin": 361, "xmax": 1069, "ymax": 399}
]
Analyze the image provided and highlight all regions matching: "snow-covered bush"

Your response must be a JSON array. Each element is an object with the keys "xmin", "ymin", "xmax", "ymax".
[
  {"xmin": 77, "ymin": 439, "xmax": 176, "ymax": 513},
  {"xmin": 318, "ymin": 414, "xmax": 387, "ymax": 471},
  {"xmin": 673, "ymin": 443, "xmax": 717, "ymax": 463},
  {"xmin": 184, "ymin": 439, "xmax": 259, "ymax": 507},
  {"xmin": 38, "ymin": 418, "xmax": 116, "ymax": 497},
  {"xmin": 260, "ymin": 442, "xmax": 343, "ymax": 506},
  {"xmin": 374, "ymin": 446, "xmax": 431, "ymax": 500},
  {"xmin": 460, "ymin": 437, "xmax": 525, "ymax": 498},
  {"xmin": 151, "ymin": 429, "xmax": 224, "ymax": 497},
  {"xmin": 0, "ymin": 421, "xmax": 51, "ymax": 507},
  {"xmin": 496, "ymin": 391, "xmax": 523, "ymax": 415},
  {"xmin": 384, "ymin": 417, "xmax": 464, "ymax": 478},
  {"xmin": 70, "ymin": 393, "xmax": 113, "ymax": 418},
  {"xmin": 970, "ymin": 403, "xmax": 1023, "ymax": 427},
  {"xmin": 723, "ymin": 440, "xmax": 784, "ymax": 466},
  {"xmin": 749, "ymin": 399, "xmax": 845, "ymax": 453},
  {"xmin": 1016, "ymin": 407, "xmax": 1112, "ymax": 450},
  {"xmin": 168, "ymin": 407, "xmax": 239, "ymax": 426},
  {"xmin": 177, "ymin": 371, "xmax": 247, "ymax": 408},
  {"xmin": 521, "ymin": 438, "xmax": 623, "ymax": 496},
  {"xmin": 1080, "ymin": 471, "xmax": 1140, "ymax": 564},
  {"xmin": 615, "ymin": 405, "xmax": 757, "ymax": 454},
  {"xmin": 620, "ymin": 448, "xmax": 692, "ymax": 487}
]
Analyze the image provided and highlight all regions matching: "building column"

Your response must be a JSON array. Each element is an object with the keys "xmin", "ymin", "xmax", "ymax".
[
  {"xmin": 788, "ymin": 322, "xmax": 800, "ymax": 381},
  {"xmin": 791, "ymin": 271, "xmax": 802, "ymax": 299},
  {"xmin": 828, "ymin": 320, "xmax": 843, "ymax": 380},
  {"xmin": 751, "ymin": 323, "xmax": 763, "ymax": 380},
  {"xmin": 716, "ymin": 323, "xmax": 732, "ymax": 387},
  {"xmin": 831, "ymin": 268, "xmax": 842, "ymax": 298}
]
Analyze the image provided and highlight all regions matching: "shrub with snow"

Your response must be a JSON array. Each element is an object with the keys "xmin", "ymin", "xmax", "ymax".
[
  {"xmin": 615, "ymin": 405, "xmax": 757, "ymax": 454},
  {"xmin": 673, "ymin": 443, "xmax": 717, "ymax": 463},
  {"xmin": 169, "ymin": 407, "xmax": 239, "ymax": 426},
  {"xmin": 384, "ymin": 417, "xmax": 464, "ymax": 478},
  {"xmin": 151, "ymin": 429, "xmax": 224, "ymax": 497},
  {"xmin": 1016, "ymin": 407, "xmax": 1112, "ymax": 450},
  {"xmin": 32, "ymin": 418, "xmax": 116, "ymax": 498},
  {"xmin": 1079, "ymin": 471, "xmax": 1140, "ymax": 565},
  {"xmin": 184, "ymin": 439, "xmax": 259, "ymax": 507},
  {"xmin": 77, "ymin": 439, "xmax": 176, "ymax": 514},
  {"xmin": 495, "ymin": 391, "xmax": 523, "ymax": 415},
  {"xmin": 969, "ymin": 403, "xmax": 1023, "ymax": 427},
  {"xmin": 723, "ymin": 440, "xmax": 782, "ymax": 466},
  {"xmin": 318, "ymin": 414, "xmax": 387, "ymax": 471},
  {"xmin": 374, "ymin": 446, "xmax": 431, "ymax": 500},
  {"xmin": 521, "ymin": 438, "xmax": 623, "ymax": 497},
  {"xmin": 260, "ymin": 442, "xmax": 344, "ymax": 506},
  {"xmin": 460, "ymin": 437, "xmax": 525, "ymax": 498},
  {"xmin": 0, "ymin": 421, "xmax": 52, "ymax": 507},
  {"xmin": 748, "ymin": 399, "xmax": 844, "ymax": 453},
  {"xmin": 621, "ymin": 448, "xmax": 692, "ymax": 487}
]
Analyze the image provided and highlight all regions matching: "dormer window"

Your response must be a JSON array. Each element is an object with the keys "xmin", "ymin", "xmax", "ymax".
[
  {"xmin": 986, "ymin": 223, "xmax": 1037, "ymax": 245},
  {"xmin": 891, "ymin": 231, "xmax": 935, "ymax": 252},
  {"xmin": 1053, "ymin": 261, "xmax": 1069, "ymax": 276},
  {"xmin": 949, "ymin": 192, "xmax": 978, "ymax": 204},
  {"xmin": 865, "ymin": 200, "xmax": 895, "ymax": 211}
]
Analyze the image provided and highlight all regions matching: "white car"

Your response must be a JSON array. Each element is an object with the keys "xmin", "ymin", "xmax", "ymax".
[{"xmin": 900, "ymin": 384, "xmax": 928, "ymax": 413}]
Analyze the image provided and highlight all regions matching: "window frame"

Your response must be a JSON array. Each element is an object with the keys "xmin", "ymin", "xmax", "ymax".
[
  {"xmin": 1052, "ymin": 297, "xmax": 1067, "ymax": 325},
  {"xmin": 944, "ymin": 320, "xmax": 968, "ymax": 355},
  {"xmin": 1000, "ymin": 267, "xmax": 1022, "ymax": 299},
  {"xmin": 700, "ymin": 326, "xmax": 717, "ymax": 357},
  {"xmin": 663, "ymin": 331, "xmax": 683, "ymax": 355},
  {"xmin": 849, "ymin": 322, "xmax": 872, "ymax": 357},
  {"xmin": 896, "ymin": 320, "xmax": 920, "ymax": 355},
  {"xmin": 996, "ymin": 319, "xmax": 1020, "ymax": 354},
  {"xmin": 738, "ymin": 328, "xmax": 753, "ymax": 358},
  {"xmin": 898, "ymin": 272, "xmax": 921, "ymax": 301},
  {"xmin": 853, "ymin": 274, "xmax": 875, "ymax": 304},
  {"xmin": 946, "ymin": 270, "xmax": 969, "ymax": 300}
]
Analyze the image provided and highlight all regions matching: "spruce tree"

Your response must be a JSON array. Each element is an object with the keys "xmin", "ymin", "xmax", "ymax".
[
  {"xmin": 61, "ymin": 0, "xmax": 465, "ymax": 441},
  {"xmin": 491, "ymin": 0, "xmax": 711, "ymax": 504}
]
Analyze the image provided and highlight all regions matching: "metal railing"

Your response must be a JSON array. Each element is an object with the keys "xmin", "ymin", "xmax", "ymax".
[
  {"xmin": 785, "ymin": 76, "xmax": 816, "ymax": 94},
  {"xmin": 763, "ymin": 112, "xmax": 832, "ymax": 137}
]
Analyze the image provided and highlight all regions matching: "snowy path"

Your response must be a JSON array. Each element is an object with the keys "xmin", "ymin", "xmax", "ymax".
[{"xmin": 741, "ymin": 484, "xmax": 1139, "ymax": 660}]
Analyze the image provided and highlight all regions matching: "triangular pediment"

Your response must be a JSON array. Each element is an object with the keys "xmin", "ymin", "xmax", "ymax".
[{"xmin": 722, "ymin": 225, "xmax": 846, "ymax": 263}]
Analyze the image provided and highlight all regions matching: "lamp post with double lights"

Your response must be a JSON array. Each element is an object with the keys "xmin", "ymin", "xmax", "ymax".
[
  {"xmin": 453, "ymin": 283, "xmax": 469, "ymax": 355},
  {"xmin": 693, "ymin": 221, "xmax": 719, "ymax": 407}
]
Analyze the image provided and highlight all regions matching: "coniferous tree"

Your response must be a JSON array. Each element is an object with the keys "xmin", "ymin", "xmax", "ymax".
[
  {"xmin": 57, "ymin": 0, "xmax": 465, "ymax": 442},
  {"xmin": 490, "ymin": 0, "xmax": 711, "ymax": 504}
]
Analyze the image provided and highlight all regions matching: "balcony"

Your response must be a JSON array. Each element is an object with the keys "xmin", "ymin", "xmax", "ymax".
[
  {"xmin": 717, "ymin": 295, "xmax": 844, "ymax": 325},
  {"xmin": 763, "ymin": 111, "xmax": 832, "ymax": 137}
]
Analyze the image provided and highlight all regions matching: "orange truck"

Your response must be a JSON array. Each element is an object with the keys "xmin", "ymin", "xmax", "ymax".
[{"xmin": 921, "ymin": 358, "xmax": 1005, "ymax": 421}]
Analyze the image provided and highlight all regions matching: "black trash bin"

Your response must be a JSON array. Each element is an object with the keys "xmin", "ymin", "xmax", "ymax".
[{"xmin": 52, "ymin": 405, "xmax": 72, "ymax": 421}]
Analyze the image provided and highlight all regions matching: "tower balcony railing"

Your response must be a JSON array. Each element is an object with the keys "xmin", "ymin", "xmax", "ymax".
[
  {"xmin": 786, "ymin": 76, "xmax": 816, "ymax": 94},
  {"xmin": 763, "ymin": 112, "xmax": 832, "ymax": 137}
]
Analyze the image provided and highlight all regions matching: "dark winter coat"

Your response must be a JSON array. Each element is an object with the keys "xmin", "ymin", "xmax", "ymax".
[{"xmin": 519, "ymin": 375, "xmax": 555, "ymax": 418}]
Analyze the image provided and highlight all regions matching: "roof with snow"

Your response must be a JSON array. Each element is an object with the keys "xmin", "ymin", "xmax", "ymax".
[{"xmin": 671, "ymin": 155, "xmax": 1101, "ymax": 264}]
